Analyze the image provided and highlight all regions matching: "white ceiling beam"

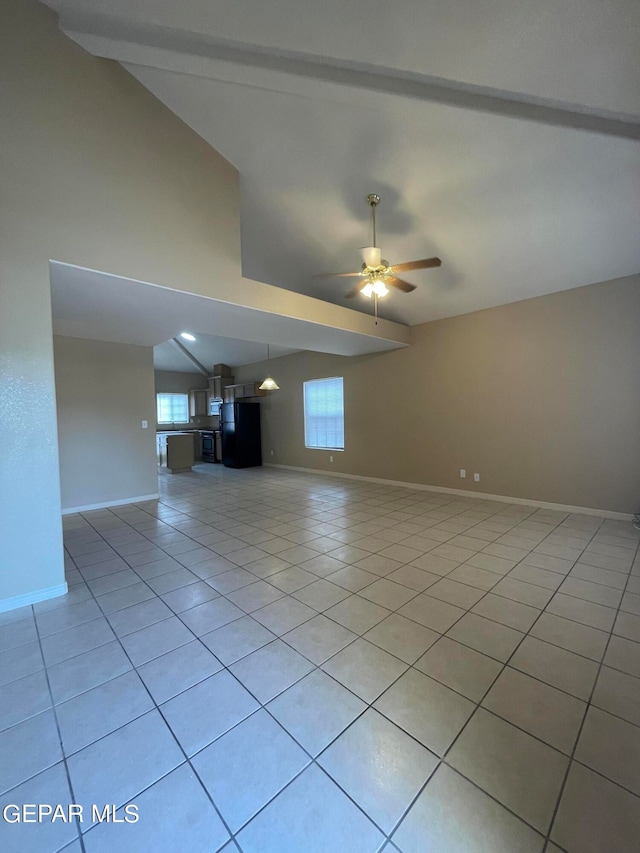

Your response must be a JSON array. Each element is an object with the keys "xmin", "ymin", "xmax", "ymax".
[
  {"xmin": 168, "ymin": 338, "xmax": 209, "ymax": 375},
  {"xmin": 58, "ymin": 11, "xmax": 640, "ymax": 139}
]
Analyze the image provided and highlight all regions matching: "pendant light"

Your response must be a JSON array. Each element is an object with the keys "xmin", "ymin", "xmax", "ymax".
[{"xmin": 259, "ymin": 344, "xmax": 280, "ymax": 391}]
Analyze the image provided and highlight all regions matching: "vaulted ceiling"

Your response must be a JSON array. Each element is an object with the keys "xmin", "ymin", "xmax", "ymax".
[{"xmin": 45, "ymin": 0, "xmax": 640, "ymax": 325}]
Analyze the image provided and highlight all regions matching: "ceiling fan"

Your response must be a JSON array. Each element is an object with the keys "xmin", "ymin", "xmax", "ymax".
[{"xmin": 313, "ymin": 194, "xmax": 441, "ymax": 299}]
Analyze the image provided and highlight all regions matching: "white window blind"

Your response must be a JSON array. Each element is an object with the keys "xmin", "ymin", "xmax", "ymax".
[
  {"xmin": 303, "ymin": 377, "xmax": 344, "ymax": 450},
  {"xmin": 156, "ymin": 393, "xmax": 189, "ymax": 424}
]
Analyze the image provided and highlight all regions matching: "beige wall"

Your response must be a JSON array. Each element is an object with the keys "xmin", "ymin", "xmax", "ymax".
[
  {"xmin": 0, "ymin": 0, "xmax": 242, "ymax": 603},
  {"xmin": 54, "ymin": 337, "xmax": 158, "ymax": 511},
  {"xmin": 154, "ymin": 370, "xmax": 207, "ymax": 394},
  {"xmin": 236, "ymin": 275, "xmax": 640, "ymax": 514}
]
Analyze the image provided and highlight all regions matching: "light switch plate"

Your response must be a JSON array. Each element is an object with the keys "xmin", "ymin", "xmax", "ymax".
[{"xmin": 141, "ymin": 420, "xmax": 148, "ymax": 429}]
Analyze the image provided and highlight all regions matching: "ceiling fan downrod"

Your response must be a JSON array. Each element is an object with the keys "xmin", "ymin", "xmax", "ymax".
[{"xmin": 367, "ymin": 193, "xmax": 380, "ymax": 248}]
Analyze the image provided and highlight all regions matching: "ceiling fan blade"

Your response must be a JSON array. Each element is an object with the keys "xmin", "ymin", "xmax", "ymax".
[
  {"xmin": 312, "ymin": 271, "xmax": 362, "ymax": 279},
  {"xmin": 344, "ymin": 284, "xmax": 364, "ymax": 298},
  {"xmin": 389, "ymin": 257, "xmax": 442, "ymax": 273},
  {"xmin": 386, "ymin": 276, "xmax": 417, "ymax": 293}
]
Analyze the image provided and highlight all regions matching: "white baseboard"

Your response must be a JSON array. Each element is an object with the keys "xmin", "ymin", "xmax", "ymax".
[
  {"xmin": 0, "ymin": 582, "xmax": 68, "ymax": 614},
  {"xmin": 62, "ymin": 493, "xmax": 160, "ymax": 515},
  {"xmin": 264, "ymin": 464, "xmax": 633, "ymax": 521}
]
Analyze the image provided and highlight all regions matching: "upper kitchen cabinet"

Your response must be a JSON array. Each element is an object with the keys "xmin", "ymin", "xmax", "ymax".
[
  {"xmin": 208, "ymin": 364, "xmax": 234, "ymax": 409},
  {"xmin": 223, "ymin": 383, "xmax": 267, "ymax": 402},
  {"xmin": 188, "ymin": 388, "xmax": 208, "ymax": 418},
  {"xmin": 209, "ymin": 375, "xmax": 233, "ymax": 401}
]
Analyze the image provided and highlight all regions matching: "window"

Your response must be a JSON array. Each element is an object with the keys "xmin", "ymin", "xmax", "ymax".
[
  {"xmin": 156, "ymin": 392, "xmax": 189, "ymax": 424},
  {"xmin": 303, "ymin": 377, "xmax": 344, "ymax": 450}
]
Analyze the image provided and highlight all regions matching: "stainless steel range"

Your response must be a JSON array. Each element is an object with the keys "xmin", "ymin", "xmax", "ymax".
[{"xmin": 200, "ymin": 430, "xmax": 221, "ymax": 463}]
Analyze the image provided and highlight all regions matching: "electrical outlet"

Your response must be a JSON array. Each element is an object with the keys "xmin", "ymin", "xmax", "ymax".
[
  {"xmin": 270, "ymin": 450, "xmax": 274, "ymax": 456},
  {"xmin": 329, "ymin": 455, "xmax": 333, "ymax": 463},
  {"xmin": 459, "ymin": 469, "xmax": 466, "ymax": 479},
  {"xmin": 474, "ymin": 473, "xmax": 480, "ymax": 482},
  {"xmin": 141, "ymin": 420, "xmax": 148, "ymax": 429}
]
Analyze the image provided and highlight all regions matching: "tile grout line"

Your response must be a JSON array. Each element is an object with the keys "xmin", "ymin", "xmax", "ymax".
[
  {"xmin": 64, "ymin": 513, "xmax": 239, "ymax": 852},
  {"xmin": 71, "ymin": 509, "xmax": 414, "ymax": 848},
  {"xmin": 60, "ymin": 534, "xmax": 640, "ymax": 685},
  {"xmin": 22, "ymin": 500, "xmax": 640, "ymax": 749},
  {"xmin": 39, "ymin": 472, "xmax": 640, "ymax": 848},
  {"xmin": 123, "ymin": 546, "xmax": 447, "ymax": 848},
  {"xmin": 344, "ymin": 517, "xmax": 604, "ymax": 846},
  {"xmin": 21, "ymin": 524, "xmax": 640, "ymax": 728},
  {"xmin": 377, "ymin": 512, "xmax": 610, "ymax": 846},
  {"xmin": 323, "ymin": 505, "xmax": 625, "ymax": 842},
  {"xmin": 473, "ymin": 519, "xmax": 614, "ymax": 827},
  {"xmin": 31, "ymin": 606, "xmax": 87, "ymax": 853},
  {"xmin": 62, "ymin": 494, "xmax": 548, "ymax": 846},
  {"xmin": 66, "ymin": 492, "xmax": 602, "ymax": 640},
  {"xmin": 540, "ymin": 521, "xmax": 640, "ymax": 852}
]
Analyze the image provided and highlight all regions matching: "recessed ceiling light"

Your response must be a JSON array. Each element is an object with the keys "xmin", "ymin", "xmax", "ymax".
[{"xmin": 180, "ymin": 332, "xmax": 196, "ymax": 341}]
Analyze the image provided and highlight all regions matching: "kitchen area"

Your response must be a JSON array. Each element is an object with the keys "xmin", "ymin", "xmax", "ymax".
[{"xmin": 155, "ymin": 362, "xmax": 265, "ymax": 473}]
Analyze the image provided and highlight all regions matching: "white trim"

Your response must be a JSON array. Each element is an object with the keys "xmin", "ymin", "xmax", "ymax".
[
  {"xmin": 0, "ymin": 582, "xmax": 68, "ymax": 614},
  {"xmin": 62, "ymin": 494, "xmax": 160, "ymax": 514},
  {"xmin": 264, "ymin": 464, "xmax": 633, "ymax": 521}
]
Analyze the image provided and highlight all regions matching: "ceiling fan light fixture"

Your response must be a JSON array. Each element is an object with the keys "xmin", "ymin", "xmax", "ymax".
[{"xmin": 361, "ymin": 279, "xmax": 388, "ymax": 299}]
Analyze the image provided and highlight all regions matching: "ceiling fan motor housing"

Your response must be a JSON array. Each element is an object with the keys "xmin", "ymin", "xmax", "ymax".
[{"xmin": 361, "ymin": 247, "xmax": 383, "ymax": 269}]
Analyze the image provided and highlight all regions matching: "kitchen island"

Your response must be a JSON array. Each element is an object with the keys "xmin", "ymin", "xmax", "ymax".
[{"xmin": 156, "ymin": 432, "xmax": 195, "ymax": 473}]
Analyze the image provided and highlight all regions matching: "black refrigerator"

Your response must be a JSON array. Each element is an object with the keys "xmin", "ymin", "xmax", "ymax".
[{"xmin": 220, "ymin": 402, "xmax": 262, "ymax": 468}]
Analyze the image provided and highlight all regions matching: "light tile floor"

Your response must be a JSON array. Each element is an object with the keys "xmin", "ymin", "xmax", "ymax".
[{"xmin": 2, "ymin": 465, "xmax": 640, "ymax": 852}]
